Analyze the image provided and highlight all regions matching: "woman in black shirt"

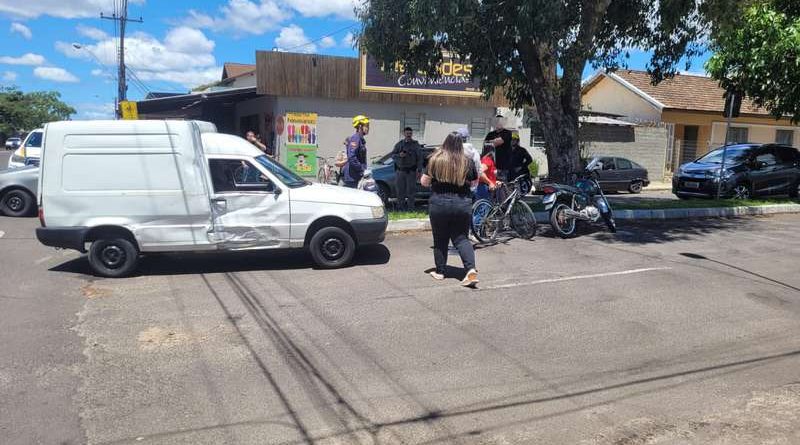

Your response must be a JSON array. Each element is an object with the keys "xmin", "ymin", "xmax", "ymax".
[{"xmin": 420, "ymin": 133, "xmax": 479, "ymax": 287}]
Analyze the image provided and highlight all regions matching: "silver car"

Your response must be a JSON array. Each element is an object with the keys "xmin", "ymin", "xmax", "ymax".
[{"xmin": 0, "ymin": 166, "xmax": 38, "ymax": 217}]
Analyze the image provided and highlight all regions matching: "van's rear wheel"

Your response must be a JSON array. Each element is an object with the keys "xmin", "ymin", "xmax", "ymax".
[
  {"xmin": 88, "ymin": 238, "xmax": 139, "ymax": 278},
  {"xmin": 309, "ymin": 227, "xmax": 355, "ymax": 269}
]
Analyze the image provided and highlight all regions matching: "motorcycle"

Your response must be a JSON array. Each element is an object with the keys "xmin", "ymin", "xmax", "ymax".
[{"xmin": 541, "ymin": 164, "xmax": 617, "ymax": 238}]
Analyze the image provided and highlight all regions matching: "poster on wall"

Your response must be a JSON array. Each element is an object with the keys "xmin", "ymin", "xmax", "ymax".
[{"xmin": 285, "ymin": 112, "xmax": 318, "ymax": 177}]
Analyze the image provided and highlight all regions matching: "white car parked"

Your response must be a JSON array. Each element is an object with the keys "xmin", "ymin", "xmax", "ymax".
[
  {"xmin": 36, "ymin": 120, "xmax": 387, "ymax": 277},
  {"xmin": 8, "ymin": 129, "xmax": 43, "ymax": 168}
]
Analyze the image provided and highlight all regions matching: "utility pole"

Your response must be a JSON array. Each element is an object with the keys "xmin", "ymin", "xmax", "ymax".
[{"xmin": 101, "ymin": 0, "xmax": 143, "ymax": 118}]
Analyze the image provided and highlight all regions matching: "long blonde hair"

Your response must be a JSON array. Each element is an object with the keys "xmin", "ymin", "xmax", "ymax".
[{"xmin": 428, "ymin": 133, "xmax": 468, "ymax": 184}]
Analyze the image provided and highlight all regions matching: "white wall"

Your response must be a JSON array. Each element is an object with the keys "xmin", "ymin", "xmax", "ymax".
[
  {"xmin": 710, "ymin": 122, "xmax": 799, "ymax": 148},
  {"xmin": 582, "ymin": 76, "xmax": 662, "ymax": 123},
  {"xmin": 273, "ymin": 96, "xmax": 496, "ymax": 160}
]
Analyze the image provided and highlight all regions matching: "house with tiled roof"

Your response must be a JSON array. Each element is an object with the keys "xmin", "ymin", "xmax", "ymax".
[{"xmin": 582, "ymin": 70, "xmax": 799, "ymax": 170}]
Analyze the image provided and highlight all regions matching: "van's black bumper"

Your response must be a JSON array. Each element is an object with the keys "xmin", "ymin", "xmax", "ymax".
[
  {"xmin": 36, "ymin": 227, "xmax": 89, "ymax": 252},
  {"xmin": 351, "ymin": 216, "xmax": 388, "ymax": 245}
]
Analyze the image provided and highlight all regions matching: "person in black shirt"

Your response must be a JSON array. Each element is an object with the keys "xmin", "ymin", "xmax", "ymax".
[
  {"xmin": 510, "ymin": 131, "xmax": 533, "ymax": 180},
  {"xmin": 421, "ymin": 133, "xmax": 479, "ymax": 287},
  {"xmin": 391, "ymin": 127, "xmax": 423, "ymax": 211},
  {"xmin": 484, "ymin": 113, "xmax": 513, "ymax": 181}
]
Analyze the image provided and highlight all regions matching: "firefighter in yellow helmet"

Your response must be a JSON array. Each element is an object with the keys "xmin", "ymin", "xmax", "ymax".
[{"xmin": 343, "ymin": 115, "xmax": 370, "ymax": 188}]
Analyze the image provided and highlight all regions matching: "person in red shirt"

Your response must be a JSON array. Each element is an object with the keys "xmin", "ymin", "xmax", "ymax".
[{"xmin": 476, "ymin": 143, "xmax": 499, "ymax": 200}]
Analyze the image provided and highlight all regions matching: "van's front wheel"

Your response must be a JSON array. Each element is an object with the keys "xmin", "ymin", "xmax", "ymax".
[
  {"xmin": 309, "ymin": 227, "xmax": 355, "ymax": 269},
  {"xmin": 88, "ymin": 238, "xmax": 139, "ymax": 278}
]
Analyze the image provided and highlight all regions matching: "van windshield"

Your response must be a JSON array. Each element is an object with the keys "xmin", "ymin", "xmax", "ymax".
[{"xmin": 254, "ymin": 155, "xmax": 309, "ymax": 188}]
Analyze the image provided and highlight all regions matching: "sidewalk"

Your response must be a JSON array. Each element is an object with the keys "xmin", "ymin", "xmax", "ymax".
[{"xmin": 386, "ymin": 202, "xmax": 800, "ymax": 234}]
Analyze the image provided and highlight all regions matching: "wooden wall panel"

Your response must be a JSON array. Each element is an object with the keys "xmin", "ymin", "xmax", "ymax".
[{"xmin": 256, "ymin": 51, "xmax": 508, "ymax": 108}]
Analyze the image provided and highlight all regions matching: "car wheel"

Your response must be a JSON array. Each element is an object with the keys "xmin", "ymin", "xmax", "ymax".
[
  {"xmin": 88, "ymin": 238, "xmax": 140, "ymax": 278},
  {"xmin": 309, "ymin": 226, "xmax": 355, "ymax": 269},
  {"xmin": 732, "ymin": 184, "xmax": 751, "ymax": 200},
  {"xmin": 377, "ymin": 182, "xmax": 391, "ymax": 207},
  {"xmin": 0, "ymin": 189, "xmax": 35, "ymax": 217},
  {"xmin": 628, "ymin": 181, "xmax": 643, "ymax": 194}
]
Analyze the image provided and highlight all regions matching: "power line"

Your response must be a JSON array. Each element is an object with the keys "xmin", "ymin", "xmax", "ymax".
[
  {"xmin": 101, "ymin": 0, "xmax": 143, "ymax": 117},
  {"xmin": 285, "ymin": 23, "xmax": 358, "ymax": 52}
]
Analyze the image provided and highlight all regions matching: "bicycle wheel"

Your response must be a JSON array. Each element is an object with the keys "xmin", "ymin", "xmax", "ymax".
[
  {"xmin": 510, "ymin": 200, "xmax": 537, "ymax": 239},
  {"xmin": 471, "ymin": 199, "xmax": 494, "ymax": 243},
  {"xmin": 317, "ymin": 167, "xmax": 326, "ymax": 184},
  {"xmin": 477, "ymin": 206, "xmax": 502, "ymax": 244}
]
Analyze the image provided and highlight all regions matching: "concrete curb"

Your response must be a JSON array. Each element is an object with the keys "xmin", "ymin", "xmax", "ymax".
[{"xmin": 386, "ymin": 204, "xmax": 800, "ymax": 234}]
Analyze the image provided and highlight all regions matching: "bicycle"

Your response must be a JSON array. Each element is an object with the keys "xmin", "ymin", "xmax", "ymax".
[
  {"xmin": 471, "ymin": 175, "xmax": 537, "ymax": 243},
  {"xmin": 316, "ymin": 156, "xmax": 341, "ymax": 185}
]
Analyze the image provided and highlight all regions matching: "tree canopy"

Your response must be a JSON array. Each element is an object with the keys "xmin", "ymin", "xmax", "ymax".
[
  {"xmin": 358, "ymin": 0, "xmax": 720, "ymax": 179},
  {"xmin": 707, "ymin": 0, "xmax": 800, "ymax": 123},
  {"xmin": 0, "ymin": 87, "xmax": 75, "ymax": 137}
]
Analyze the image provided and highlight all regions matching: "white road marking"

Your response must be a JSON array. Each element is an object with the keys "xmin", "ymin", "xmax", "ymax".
[
  {"xmin": 0, "ymin": 230, "xmax": 5, "ymax": 239},
  {"xmin": 34, "ymin": 255, "xmax": 53, "ymax": 265},
  {"xmin": 482, "ymin": 267, "xmax": 672, "ymax": 291}
]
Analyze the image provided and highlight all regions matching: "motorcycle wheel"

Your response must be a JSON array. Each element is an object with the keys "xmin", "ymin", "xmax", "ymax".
[
  {"xmin": 550, "ymin": 203, "xmax": 577, "ymax": 238},
  {"xmin": 602, "ymin": 212, "xmax": 617, "ymax": 233},
  {"xmin": 510, "ymin": 201, "xmax": 537, "ymax": 239}
]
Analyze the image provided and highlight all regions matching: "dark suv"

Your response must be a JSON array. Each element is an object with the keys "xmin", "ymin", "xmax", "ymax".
[{"xmin": 673, "ymin": 144, "xmax": 800, "ymax": 199}]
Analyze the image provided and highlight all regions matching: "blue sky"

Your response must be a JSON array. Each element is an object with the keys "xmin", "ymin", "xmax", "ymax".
[{"xmin": 0, "ymin": 1, "xmax": 710, "ymax": 120}]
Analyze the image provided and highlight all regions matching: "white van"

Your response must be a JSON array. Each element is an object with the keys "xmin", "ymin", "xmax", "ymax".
[{"xmin": 36, "ymin": 120, "xmax": 387, "ymax": 277}]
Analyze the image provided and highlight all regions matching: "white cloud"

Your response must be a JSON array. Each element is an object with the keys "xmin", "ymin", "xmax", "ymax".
[
  {"xmin": 285, "ymin": 0, "xmax": 358, "ymax": 19},
  {"xmin": 1, "ymin": 71, "xmax": 17, "ymax": 82},
  {"xmin": 0, "ymin": 0, "xmax": 145, "ymax": 19},
  {"xmin": 164, "ymin": 26, "xmax": 215, "ymax": 54},
  {"xmin": 10, "ymin": 22, "xmax": 31, "ymax": 39},
  {"xmin": 0, "ymin": 53, "xmax": 45, "ymax": 66},
  {"xmin": 76, "ymin": 24, "xmax": 108, "ymax": 41},
  {"xmin": 275, "ymin": 24, "xmax": 316, "ymax": 53},
  {"xmin": 185, "ymin": 0, "xmax": 286, "ymax": 36},
  {"xmin": 342, "ymin": 31, "xmax": 356, "ymax": 48},
  {"xmin": 57, "ymin": 26, "xmax": 221, "ymax": 88},
  {"xmin": 34, "ymin": 66, "xmax": 79, "ymax": 83},
  {"xmin": 320, "ymin": 36, "xmax": 336, "ymax": 49},
  {"xmin": 75, "ymin": 102, "xmax": 115, "ymax": 120}
]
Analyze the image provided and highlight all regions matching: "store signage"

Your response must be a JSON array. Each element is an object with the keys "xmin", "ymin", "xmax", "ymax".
[
  {"xmin": 285, "ymin": 112, "xmax": 318, "ymax": 177},
  {"xmin": 360, "ymin": 53, "xmax": 483, "ymax": 97}
]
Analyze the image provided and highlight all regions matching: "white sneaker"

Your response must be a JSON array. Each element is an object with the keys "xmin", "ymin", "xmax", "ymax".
[
  {"xmin": 429, "ymin": 271, "xmax": 445, "ymax": 280},
  {"xmin": 461, "ymin": 269, "xmax": 479, "ymax": 287}
]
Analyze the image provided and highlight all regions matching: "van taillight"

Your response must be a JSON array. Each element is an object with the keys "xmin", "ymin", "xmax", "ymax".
[{"xmin": 38, "ymin": 207, "xmax": 45, "ymax": 227}]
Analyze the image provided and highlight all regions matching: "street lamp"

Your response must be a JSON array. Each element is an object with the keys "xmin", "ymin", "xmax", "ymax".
[{"xmin": 72, "ymin": 43, "xmax": 118, "ymax": 119}]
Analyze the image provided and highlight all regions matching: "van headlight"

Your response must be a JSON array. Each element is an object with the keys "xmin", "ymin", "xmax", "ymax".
[
  {"xmin": 10, "ymin": 153, "xmax": 25, "ymax": 164},
  {"xmin": 371, "ymin": 206, "xmax": 385, "ymax": 219}
]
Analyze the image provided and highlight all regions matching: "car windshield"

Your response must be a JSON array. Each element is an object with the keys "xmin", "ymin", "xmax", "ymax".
[
  {"xmin": 24, "ymin": 132, "xmax": 42, "ymax": 148},
  {"xmin": 253, "ymin": 155, "xmax": 308, "ymax": 188},
  {"xmin": 697, "ymin": 146, "xmax": 751, "ymax": 164}
]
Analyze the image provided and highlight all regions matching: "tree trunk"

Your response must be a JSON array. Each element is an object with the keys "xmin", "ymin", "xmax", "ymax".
[
  {"xmin": 519, "ymin": 41, "xmax": 582, "ymax": 183},
  {"xmin": 539, "ymin": 108, "xmax": 580, "ymax": 183}
]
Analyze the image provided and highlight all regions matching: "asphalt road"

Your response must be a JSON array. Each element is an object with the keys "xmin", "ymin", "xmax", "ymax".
[{"xmin": 1, "ymin": 213, "xmax": 799, "ymax": 445}]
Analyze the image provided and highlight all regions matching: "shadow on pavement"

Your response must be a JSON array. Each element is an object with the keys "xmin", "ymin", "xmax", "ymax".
[
  {"xmin": 590, "ymin": 216, "xmax": 753, "ymax": 246},
  {"xmin": 48, "ymin": 244, "xmax": 391, "ymax": 277}
]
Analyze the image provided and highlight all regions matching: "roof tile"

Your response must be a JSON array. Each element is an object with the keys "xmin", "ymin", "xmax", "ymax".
[{"xmin": 612, "ymin": 70, "xmax": 768, "ymax": 115}]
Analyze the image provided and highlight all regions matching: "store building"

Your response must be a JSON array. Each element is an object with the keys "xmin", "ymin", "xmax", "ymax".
[{"xmin": 138, "ymin": 51, "xmax": 524, "ymax": 176}]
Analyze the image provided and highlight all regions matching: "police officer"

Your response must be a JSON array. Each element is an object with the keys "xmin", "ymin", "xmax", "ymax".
[
  {"xmin": 343, "ymin": 115, "xmax": 369, "ymax": 188},
  {"xmin": 391, "ymin": 127, "xmax": 423, "ymax": 210}
]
